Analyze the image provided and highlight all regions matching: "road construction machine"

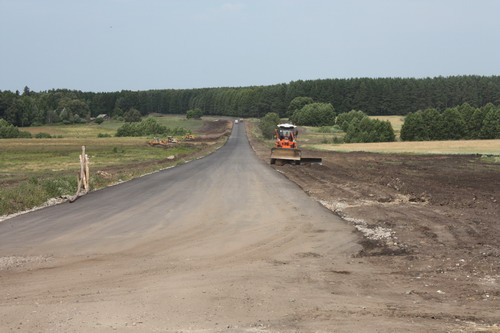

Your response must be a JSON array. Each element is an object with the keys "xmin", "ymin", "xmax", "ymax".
[{"xmin": 270, "ymin": 123, "xmax": 322, "ymax": 165}]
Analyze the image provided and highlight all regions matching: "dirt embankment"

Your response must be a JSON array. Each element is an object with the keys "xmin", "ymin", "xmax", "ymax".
[
  {"xmin": 247, "ymin": 122, "xmax": 500, "ymax": 329},
  {"xmin": 191, "ymin": 119, "xmax": 233, "ymax": 141}
]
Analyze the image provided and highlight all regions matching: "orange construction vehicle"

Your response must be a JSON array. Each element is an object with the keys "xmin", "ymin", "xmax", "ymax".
[
  {"xmin": 270, "ymin": 123, "xmax": 322, "ymax": 165},
  {"xmin": 148, "ymin": 137, "xmax": 169, "ymax": 147}
]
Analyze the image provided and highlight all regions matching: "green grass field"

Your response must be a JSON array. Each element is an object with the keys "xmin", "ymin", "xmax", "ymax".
[{"xmin": 0, "ymin": 137, "xmax": 196, "ymax": 181}]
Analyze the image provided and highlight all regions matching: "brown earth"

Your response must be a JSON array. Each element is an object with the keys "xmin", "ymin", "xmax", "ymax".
[
  {"xmin": 191, "ymin": 119, "xmax": 233, "ymax": 141},
  {"xmin": 248, "ymin": 122, "xmax": 500, "ymax": 331}
]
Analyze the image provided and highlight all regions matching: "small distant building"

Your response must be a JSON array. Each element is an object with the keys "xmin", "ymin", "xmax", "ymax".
[{"xmin": 96, "ymin": 114, "xmax": 110, "ymax": 120}]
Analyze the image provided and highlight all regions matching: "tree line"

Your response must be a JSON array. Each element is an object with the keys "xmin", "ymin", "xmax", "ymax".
[
  {"xmin": 401, "ymin": 103, "xmax": 500, "ymax": 141},
  {"xmin": 1, "ymin": 75, "xmax": 500, "ymax": 127}
]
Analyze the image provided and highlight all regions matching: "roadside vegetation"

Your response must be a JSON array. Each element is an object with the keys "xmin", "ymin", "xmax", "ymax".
[{"xmin": 186, "ymin": 108, "xmax": 203, "ymax": 119}]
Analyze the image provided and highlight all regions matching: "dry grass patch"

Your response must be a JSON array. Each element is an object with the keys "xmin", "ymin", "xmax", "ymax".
[
  {"xmin": 309, "ymin": 139, "xmax": 500, "ymax": 155},
  {"xmin": 368, "ymin": 115, "xmax": 405, "ymax": 131}
]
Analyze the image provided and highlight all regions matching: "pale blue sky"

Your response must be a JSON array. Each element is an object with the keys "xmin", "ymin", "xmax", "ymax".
[{"xmin": 1, "ymin": 0, "xmax": 499, "ymax": 92}]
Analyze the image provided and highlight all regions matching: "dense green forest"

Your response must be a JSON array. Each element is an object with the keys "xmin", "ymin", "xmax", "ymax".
[
  {"xmin": 401, "ymin": 103, "xmax": 500, "ymax": 141},
  {"xmin": 1, "ymin": 75, "xmax": 500, "ymax": 127}
]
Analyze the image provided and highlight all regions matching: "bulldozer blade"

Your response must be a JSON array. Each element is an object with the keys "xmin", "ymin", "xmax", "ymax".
[
  {"xmin": 300, "ymin": 157, "xmax": 322, "ymax": 164},
  {"xmin": 270, "ymin": 148, "xmax": 301, "ymax": 164}
]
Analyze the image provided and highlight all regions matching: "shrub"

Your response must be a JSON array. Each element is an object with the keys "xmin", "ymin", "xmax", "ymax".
[
  {"xmin": 95, "ymin": 117, "xmax": 104, "ymax": 124},
  {"xmin": 186, "ymin": 108, "xmax": 203, "ymax": 119},
  {"xmin": 0, "ymin": 119, "xmax": 32, "ymax": 138},
  {"xmin": 333, "ymin": 136, "xmax": 344, "ymax": 144},
  {"xmin": 124, "ymin": 108, "xmax": 142, "ymax": 122},
  {"xmin": 288, "ymin": 96, "xmax": 314, "ymax": 117},
  {"xmin": 97, "ymin": 133, "xmax": 112, "ymax": 138},
  {"xmin": 18, "ymin": 130, "xmax": 33, "ymax": 138},
  {"xmin": 344, "ymin": 117, "xmax": 395, "ymax": 143},
  {"xmin": 73, "ymin": 114, "xmax": 84, "ymax": 124},
  {"xmin": 336, "ymin": 110, "xmax": 367, "ymax": 131},
  {"xmin": 290, "ymin": 103, "xmax": 336, "ymax": 126},
  {"xmin": 35, "ymin": 132, "xmax": 52, "ymax": 138},
  {"xmin": 259, "ymin": 112, "xmax": 281, "ymax": 139}
]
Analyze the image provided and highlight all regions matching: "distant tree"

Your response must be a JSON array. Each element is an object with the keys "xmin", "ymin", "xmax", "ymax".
[
  {"xmin": 456, "ymin": 103, "xmax": 476, "ymax": 138},
  {"xmin": 401, "ymin": 109, "xmax": 437, "ymax": 141},
  {"xmin": 112, "ymin": 106, "xmax": 123, "ymax": 119},
  {"xmin": 344, "ymin": 117, "xmax": 395, "ymax": 143},
  {"xmin": 420, "ymin": 108, "xmax": 442, "ymax": 140},
  {"xmin": 59, "ymin": 108, "xmax": 74, "ymax": 124},
  {"xmin": 468, "ymin": 108, "xmax": 486, "ymax": 139},
  {"xmin": 46, "ymin": 110, "xmax": 60, "ymax": 124},
  {"xmin": 0, "ymin": 119, "xmax": 32, "ymax": 138},
  {"xmin": 336, "ymin": 110, "xmax": 367, "ymax": 131},
  {"xmin": 73, "ymin": 114, "xmax": 84, "ymax": 124},
  {"xmin": 186, "ymin": 108, "xmax": 203, "ymax": 119},
  {"xmin": 287, "ymin": 96, "xmax": 314, "ymax": 117},
  {"xmin": 124, "ymin": 108, "xmax": 142, "ymax": 122},
  {"xmin": 259, "ymin": 112, "xmax": 281, "ymax": 139},
  {"xmin": 22, "ymin": 86, "xmax": 31, "ymax": 96},
  {"xmin": 440, "ymin": 107, "xmax": 466, "ymax": 140},
  {"xmin": 479, "ymin": 106, "xmax": 500, "ymax": 139},
  {"xmin": 58, "ymin": 97, "xmax": 90, "ymax": 119},
  {"xmin": 290, "ymin": 102, "xmax": 336, "ymax": 126}
]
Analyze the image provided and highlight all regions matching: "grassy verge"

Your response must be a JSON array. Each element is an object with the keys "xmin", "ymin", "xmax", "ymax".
[{"xmin": 0, "ymin": 142, "xmax": 206, "ymax": 216}]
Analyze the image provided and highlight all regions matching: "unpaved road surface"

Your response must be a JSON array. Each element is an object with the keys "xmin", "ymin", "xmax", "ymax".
[{"xmin": 0, "ymin": 124, "xmax": 498, "ymax": 332}]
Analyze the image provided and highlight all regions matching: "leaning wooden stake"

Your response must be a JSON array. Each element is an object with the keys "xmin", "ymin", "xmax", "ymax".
[{"xmin": 69, "ymin": 146, "xmax": 90, "ymax": 203}]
